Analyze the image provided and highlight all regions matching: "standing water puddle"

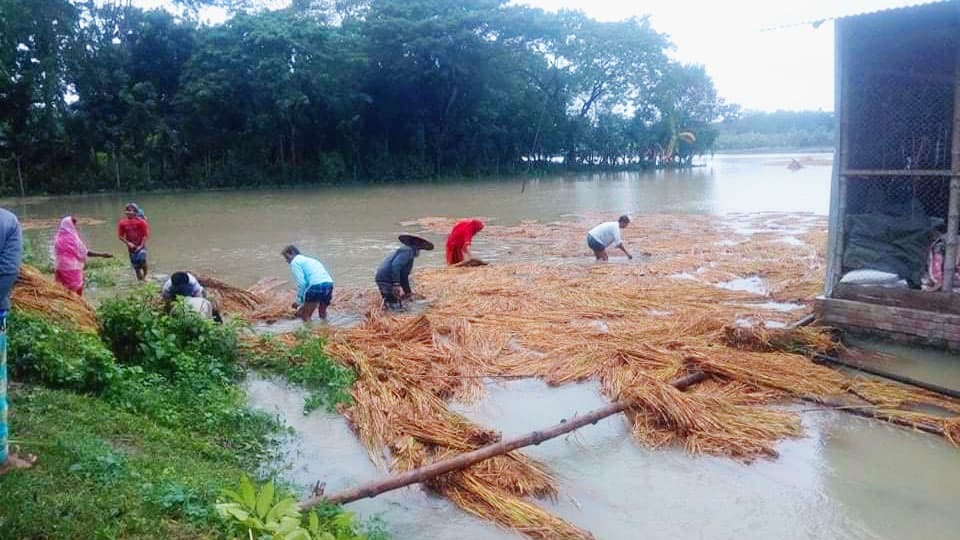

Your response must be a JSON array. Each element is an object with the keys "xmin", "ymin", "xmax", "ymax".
[{"xmin": 246, "ymin": 375, "xmax": 960, "ymax": 539}]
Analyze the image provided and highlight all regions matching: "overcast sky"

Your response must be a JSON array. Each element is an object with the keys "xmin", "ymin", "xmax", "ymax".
[
  {"xmin": 517, "ymin": 1, "xmax": 933, "ymax": 112},
  {"xmin": 136, "ymin": 0, "xmax": 927, "ymax": 112}
]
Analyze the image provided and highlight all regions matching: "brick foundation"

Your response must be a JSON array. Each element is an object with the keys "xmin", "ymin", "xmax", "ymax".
[{"xmin": 816, "ymin": 297, "xmax": 960, "ymax": 350}]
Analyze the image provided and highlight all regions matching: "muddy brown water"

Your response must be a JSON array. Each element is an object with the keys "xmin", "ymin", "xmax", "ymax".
[{"xmin": 9, "ymin": 153, "xmax": 960, "ymax": 539}]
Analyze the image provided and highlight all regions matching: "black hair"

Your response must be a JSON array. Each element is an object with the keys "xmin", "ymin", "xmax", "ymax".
[
  {"xmin": 282, "ymin": 245, "xmax": 300, "ymax": 257},
  {"xmin": 171, "ymin": 271, "xmax": 189, "ymax": 286}
]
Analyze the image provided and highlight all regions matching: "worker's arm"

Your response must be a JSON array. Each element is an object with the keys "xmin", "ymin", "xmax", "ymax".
[
  {"xmin": 136, "ymin": 221, "xmax": 150, "ymax": 251},
  {"xmin": 189, "ymin": 274, "xmax": 204, "ymax": 297},
  {"xmin": 461, "ymin": 243, "xmax": 473, "ymax": 262},
  {"xmin": 161, "ymin": 279, "xmax": 173, "ymax": 300},
  {"xmin": 289, "ymin": 260, "xmax": 307, "ymax": 305},
  {"xmin": 87, "ymin": 250, "xmax": 113, "ymax": 258},
  {"xmin": 117, "ymin": 223, "xmax": 134, "ymax": 249},
  {"xmin": 616, "ymin": 244, "xmax": 633, "ymax": 260},
  {"xmin": 391, "ymin": 249, "xmax": 414, "ymax": 295}
]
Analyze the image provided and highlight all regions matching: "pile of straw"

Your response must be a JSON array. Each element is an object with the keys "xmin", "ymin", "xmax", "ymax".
[
  {"xmin": 12, "ymin": 264, "xmax": 98, "ymax": 332},
  {"xmin": 267, "ymin": 212, "xmax": 958, "ymax": 539},
  {"xmin": 197, "ymin": 274, "xmax": 264, "ymax": 314}
]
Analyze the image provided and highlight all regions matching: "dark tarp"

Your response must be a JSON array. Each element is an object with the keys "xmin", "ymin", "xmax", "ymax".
[{"xmin": 843, "ymin": 212, "xmax": 938, "ymax": 288}]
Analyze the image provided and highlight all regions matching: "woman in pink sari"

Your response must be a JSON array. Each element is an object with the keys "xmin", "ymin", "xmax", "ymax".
[{"xmin": 53, "ymin": 216, "xmax": 112, "ymax": 295}]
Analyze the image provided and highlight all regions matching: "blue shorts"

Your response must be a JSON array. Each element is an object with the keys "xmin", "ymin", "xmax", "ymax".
[
  {"xmin": 304, "ymin": 283, "xmax": 333, "ymax": 306},
  {"xmin": 129, "ymin": 248, "xmax": 148, "ymax": 269},
  {"xmin": 587, "ymin": 234, "xmax": 606, "ymax": 252}
]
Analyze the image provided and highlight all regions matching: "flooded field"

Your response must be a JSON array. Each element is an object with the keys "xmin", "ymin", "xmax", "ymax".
[
  {"xmin": 8, "ymin": 153, "xmax": 830, "ymax": 289},
  {"xmin": 9, "ymin": 153, "xmax": 960, "ymax": 539}
]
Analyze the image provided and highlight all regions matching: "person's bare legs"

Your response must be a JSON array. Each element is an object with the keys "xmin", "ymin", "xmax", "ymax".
[
  {"xmin": 317, "ymin": 303, "xmax": 328, "ymax": 319},
  {"xmin": 299, "ymin": 301, "xmax": 319, "ymax": 321}
]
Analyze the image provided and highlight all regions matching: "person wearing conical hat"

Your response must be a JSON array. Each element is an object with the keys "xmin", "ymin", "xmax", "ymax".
[{"xmin": 375, "ymin": 234, "xmax": 434, "ymax": 310}]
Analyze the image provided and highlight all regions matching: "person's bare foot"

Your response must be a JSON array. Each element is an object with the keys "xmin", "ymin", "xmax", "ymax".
[{"xmin": 0, "ymin": 449, "xmax": 38, "ymax": 475}]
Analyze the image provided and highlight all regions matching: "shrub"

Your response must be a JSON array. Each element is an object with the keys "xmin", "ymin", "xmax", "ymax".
[
  {"xmin": 98, "ymin": 290, "xmax": 278, "ymax": 466},
  {"xmin": 98, "ymin": 288, "xmax": 239, "ymax": 382},
  {"xmin": 7, "ymin": 310, "xmax": 117, "ymax": 392}
]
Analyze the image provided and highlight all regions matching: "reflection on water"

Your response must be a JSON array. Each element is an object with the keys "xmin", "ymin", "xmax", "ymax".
[
  {"xmin": 247, "ymin": 374, "xmax": 960, "ymax": 540},
  {"xmin": 845, "ymin": 335, "xmax": 960, "ymax": 391},
  {"xmin": 7, "ymin": 153, "xmax": 831, "ymax": 289}
]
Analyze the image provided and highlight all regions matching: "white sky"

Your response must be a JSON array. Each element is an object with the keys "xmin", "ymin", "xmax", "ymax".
[
  {"xmin": 132, "ymin": 0, "xmax": 931, "ymax": 112},
  {"xmin": 518, "ymin": 1, "xmax": 938, "ymax": 112}
]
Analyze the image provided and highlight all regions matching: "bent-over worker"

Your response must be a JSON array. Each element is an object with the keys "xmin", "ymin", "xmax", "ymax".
[
  {"xmin": 161, "ymin": 271, "xmax": 221, "ymax": 321},
  {"xmin": 587, "ymin": 215, "xmax": 633, "ymax": 262},
  {"xmin": 445, "ymin": 219, "xmax": 484, "ymax": 265},
  {"xmin": 376, "ymin": 234, "xmax": 434, "ymax": 310},
  {"xmin": 282, "ymin": 245, "xmax": 334, "ymax": 321}
]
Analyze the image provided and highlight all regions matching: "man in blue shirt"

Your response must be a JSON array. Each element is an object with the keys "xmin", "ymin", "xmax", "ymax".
[
  {"xmin": 0, "ymin": 207, "xmax": 29, "ymax": 473},
  {"xmin": 282, "ymin": 245, "xmax": 334, "ymax": 321}
]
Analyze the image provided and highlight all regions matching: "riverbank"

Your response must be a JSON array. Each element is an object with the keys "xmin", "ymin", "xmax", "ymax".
[{"xmin": 1, "ymin": 282, "xmax": 383, "ymax": 539}]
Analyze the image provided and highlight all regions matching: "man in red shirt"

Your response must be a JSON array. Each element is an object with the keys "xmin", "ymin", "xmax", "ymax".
[{"xmin": 117, "ymin": 203, "xmax": 150, "ymax": 281}]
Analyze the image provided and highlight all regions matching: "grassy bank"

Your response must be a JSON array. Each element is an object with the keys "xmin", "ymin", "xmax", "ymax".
[
  {"xmin": 1, "ymin": 385, "xmax": 260, "ymax": 538},
  {"xmin": 1, "ymin": 287, "xmax": 377, "ymax": 539}
]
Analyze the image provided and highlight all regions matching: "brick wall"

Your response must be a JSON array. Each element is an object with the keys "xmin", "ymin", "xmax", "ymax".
[{"xmin": 816, "ymin": 297, "xmax": 960, "ymax": 350}]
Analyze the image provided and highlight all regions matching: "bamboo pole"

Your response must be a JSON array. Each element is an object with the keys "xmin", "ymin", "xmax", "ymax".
[
  {"xmin": 825, "ymin": 19, "xmax": 849, "ymax": 296},
  {"xmin": 804, "ymin": 394, "xmax": 948, "ymax": 438},
  {"xmin": 942, "ymin": 44, "xmax": 960, "ymax": 292},
  {"xmin": 299, "ymin": 371, "xmax": 708, "ymax": 510}
]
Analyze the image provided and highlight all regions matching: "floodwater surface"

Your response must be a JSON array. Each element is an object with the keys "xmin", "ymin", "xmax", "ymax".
[
  {"xmin": 11, "ymin": 153, "xmax": 960, "ymax": 539},
  {"xmin": 8, "ymin": 153, "xmax": 830, "ymax": 289}
]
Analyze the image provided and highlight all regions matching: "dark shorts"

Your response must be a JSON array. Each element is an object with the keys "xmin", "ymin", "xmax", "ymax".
[
  {"xmin": 128, "ymin": 248, "xmax": 148, "ymax": 269},
  {"xmin": 587, "ymin": 234, "xmax": 606, "ymax": 252},
  {"xmin": 304, "ymin": 283, "xmax": 333, "ymax": 306}
]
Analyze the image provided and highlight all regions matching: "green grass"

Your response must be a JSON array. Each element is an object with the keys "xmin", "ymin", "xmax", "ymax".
[
  {"xmin": 0, "ymin": 292, "xmax": 379, "ymax": 540},
  {"xmin": 0, "ymin": 385, "xmax": 251, "ymax": 539}
]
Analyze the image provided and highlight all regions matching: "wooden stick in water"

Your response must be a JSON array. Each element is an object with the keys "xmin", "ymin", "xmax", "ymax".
[{"xmin": 299, "ymin": 371, "xmax": 708, "ymax": 509}]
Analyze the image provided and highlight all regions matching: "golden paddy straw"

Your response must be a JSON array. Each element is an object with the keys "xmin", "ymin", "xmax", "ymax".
[
  {"xmin": 12, "ymin": 264, "xmax": 98, "ymax": 332},
  {"xmin": 237, "ymin": 213, "xmax": 960, "ymax": 539}
]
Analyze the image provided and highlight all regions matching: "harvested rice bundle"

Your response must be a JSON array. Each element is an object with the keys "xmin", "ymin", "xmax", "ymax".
[
  {"xmin": 848, "ymin": 378, "xmax": 960, "ymax": 415},
  {"xmin": 12, "ymin": 264, "xmax": 98, "ymax": 332},
  {"xmin": 611, "ymin": 373, "xmax": 802, "ymax": 460},
  {"xmin": 689, "ymin": 350, "xmax": 848, "ymax": 399},
  {"xmin": 722, "ymin": 324, "xmax": 839, "ymax": 355},
  {"xmin": 443, "ymin": 473, "xmax": 594, "ymax": 540},
  {"xmin": 196, "ymin": 274, "xmax": 264, "ymax": 313}
]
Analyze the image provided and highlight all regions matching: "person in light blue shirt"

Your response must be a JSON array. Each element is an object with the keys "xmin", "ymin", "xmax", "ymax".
[{"xmin": 282, "ymin": 245, "xmax": 334, "ymax": 321}]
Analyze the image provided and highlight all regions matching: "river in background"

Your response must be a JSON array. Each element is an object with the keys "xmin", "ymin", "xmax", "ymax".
[
  {"xmin": 8, "ymin": 153, "xmax": 960, "ymax": 539},
  {"xmin": 8, "ymin": 153, "xmax": 830, "ymax": 289}
]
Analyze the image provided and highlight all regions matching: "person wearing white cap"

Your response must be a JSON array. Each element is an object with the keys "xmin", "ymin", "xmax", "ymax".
[{"xmin": 586, "ymin": 215, "xmax": 633, "ymax": 261}]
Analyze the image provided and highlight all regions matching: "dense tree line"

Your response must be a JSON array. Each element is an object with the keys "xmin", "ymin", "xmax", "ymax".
[
  {"xmin": 714, "ymin": 110, "xmax": 834, "ymax": 151},
  {"xmin": 0, "ymin": 0, "xmax": 734, "ymax": 195}
]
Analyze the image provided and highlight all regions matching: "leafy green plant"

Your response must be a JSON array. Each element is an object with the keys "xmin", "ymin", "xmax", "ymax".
[
  {"xmin": 7, "ymin": 310, "xmax": 118, "ymax": 392},
  {"xmin": 98, "ymin": 288, "xmax": 239, "ymax": 381},
  {"xmin": 98, "ymin": 290, "xmax": 278, "ymax": 466},
  {"xmin": 217, "ymin": 477, "xmax": 370, "ymax": 540}
]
